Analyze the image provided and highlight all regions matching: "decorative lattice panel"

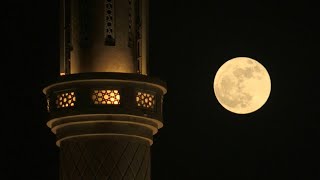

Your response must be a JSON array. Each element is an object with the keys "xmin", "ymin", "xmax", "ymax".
[
  {"xmin": 128, "ymin": 0, "xmax": 133, "ymax": 48},
  {"xmin": 136, "ymin": 0, "xmax": 142, "ymax": 74},
  {"xmin": 56, "ymin": 92, "xmax": 76, "ymax": 108},
  {"xmin": 60, "ymin": 138, "xmax": 151, "ymax": 180},
  {"xmin": 136, "ymin": 92, "xmax": 156, "ymax": 109},
  {"xmin": 105, "ymin": 0, "xmax": 115, "ymax": 45},
  {"xmin": 92, "ymin": 90, "xmax": 120, "ymax": 105},
  {"xmin": 46, "ymin": 98, "xmax": 50, "ymax": 112}
]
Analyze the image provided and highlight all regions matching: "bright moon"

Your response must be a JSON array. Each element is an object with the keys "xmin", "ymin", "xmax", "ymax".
[{"xmin": 213, "ymin": 57, "xmax": 271, "ymax": 114}]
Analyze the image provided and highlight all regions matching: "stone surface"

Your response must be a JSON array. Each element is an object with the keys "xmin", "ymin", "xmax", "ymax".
[{"xmin": 60, "ymin": 136, "xmax": 151, "ymax": 180}]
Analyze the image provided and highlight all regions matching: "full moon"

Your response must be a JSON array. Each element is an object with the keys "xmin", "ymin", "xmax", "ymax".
[{"xmin": 213, "ymin": 57, "xmax": 271, "ymax": 114}]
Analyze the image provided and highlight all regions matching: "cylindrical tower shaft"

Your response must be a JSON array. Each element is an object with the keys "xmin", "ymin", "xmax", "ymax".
[
  {"xmin": 59, "ymin": 136, "xmax": 151, "ymax": 179},
  {"xmin": 45, "ymin": 1, "xmax": 166, "ymax": 180},
  {"xmin": 60, "ymin": 0, "xmax": 149, "ymax": 75}
]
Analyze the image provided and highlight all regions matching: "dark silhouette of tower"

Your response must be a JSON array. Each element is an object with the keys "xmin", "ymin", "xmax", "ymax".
[{"xmin": 43, "ymin": 0, "xmax": 166, "ymax": 179}]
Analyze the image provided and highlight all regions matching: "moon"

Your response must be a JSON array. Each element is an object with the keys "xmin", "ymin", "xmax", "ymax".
[{"xmin": 213, "ymin": 57, "xmax": 271, "ymax": 114}]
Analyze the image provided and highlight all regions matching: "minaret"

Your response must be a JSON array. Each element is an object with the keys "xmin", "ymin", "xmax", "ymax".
[{"xmin": 43, "ymin": 0, "xmax": 167, "ymax": 179}]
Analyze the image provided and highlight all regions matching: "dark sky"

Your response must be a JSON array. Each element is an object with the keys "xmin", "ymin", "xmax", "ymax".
[{"xmin": 4, "ymin": 0, "xmax": 319, "ymax": 179}]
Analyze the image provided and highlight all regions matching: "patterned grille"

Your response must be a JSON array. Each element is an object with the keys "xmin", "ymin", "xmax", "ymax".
[
  {"xmin": 46, "ymin": 98, "xmax": 50, "ymax": 112},
  {"xmin": 128, "ymin": 0, "xmax": 133, "ymax": 47},
  {"xmin": 56, "ymin": 92, "xmax": 76, "ymax": 108},
  {"xmin": 92, "ymin": 90, "xmax": 120, "ymax": 105},
  {"xmin": 60, "ymin": 137, "xmax": 151, "ymax": 180},
  {"xmin": 136, "ymin": 92, "xmax": 156, "ymax": 110},
  {"xmin": 105, "ymin": 0, "xmax": 115, "ymax": 45},
  {"xmin": 135, "ymin": 0, "xmax": 142, "ymax": 73}
]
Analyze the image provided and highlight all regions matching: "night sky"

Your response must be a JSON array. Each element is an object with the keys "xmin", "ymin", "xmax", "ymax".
[{"xmin": 4, "ymin": 0, "xmax": 319, "ymax": 179}]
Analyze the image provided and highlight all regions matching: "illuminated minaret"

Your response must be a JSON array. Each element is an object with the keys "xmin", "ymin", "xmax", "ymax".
[{"xmin": 43, "ymin": 0, "xmax": 166, "ymax": 179}]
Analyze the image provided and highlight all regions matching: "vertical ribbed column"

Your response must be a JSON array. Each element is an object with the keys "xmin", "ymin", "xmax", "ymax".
[{"xmin": 59, "ymin": 136, "xmax": 151, "ymax": 180}]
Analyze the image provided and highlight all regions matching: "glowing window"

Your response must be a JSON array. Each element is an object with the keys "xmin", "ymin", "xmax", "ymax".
[
  {"xmin": 46, "ymin": 98, "xmax": 50, "ymax": 112},
  {"xmin": 136, "ymin": 92, "xmax": 156, "ymax": 109},
  {"xmin": 128, "ymin": 0, "xmax": 133, "ymax": 47},
  {"xmin": 56, "ymin": 92, "xmax": 76, "ymax": 108},
  {"xmin": 92, "ymin": 90, "xmax": 120, "ymax": 105}
]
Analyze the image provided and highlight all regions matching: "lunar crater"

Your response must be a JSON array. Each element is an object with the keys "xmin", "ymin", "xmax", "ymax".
[{"xmin": 213, "ymin": 57, "xmax": 271, "ymax": 114}]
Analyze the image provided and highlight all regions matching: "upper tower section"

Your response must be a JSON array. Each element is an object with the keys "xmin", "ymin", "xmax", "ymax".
[{"xmin": 59, "ymin": 0, "xmax": 149, "ymax": 75}]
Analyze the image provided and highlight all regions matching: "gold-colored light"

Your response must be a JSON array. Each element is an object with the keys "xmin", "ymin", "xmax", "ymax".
[
  {"xmin": 92, "ymin": 89, "xmax": 120, "ymax": 105},
  {"xmin": 56, "ymin": 92, "xmax": 76, "ymax": 108},
  {"xmin": 213, "ymin": 57, "xmax": 271, "ymax": 114},
  {"xmin": 136, "ymin": 91, "xmax": 155, "ymax": 109},
  {"xmin": 46, "ymin": 98, "xmax": 50, "ymax": 112}
]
